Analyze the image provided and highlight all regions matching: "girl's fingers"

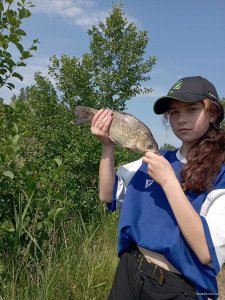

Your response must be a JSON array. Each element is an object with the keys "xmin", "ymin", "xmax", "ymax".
[
  {"xmin": 142, "ymin": 156, "xmax": 148, "ymax": 163},
  {"xmin": 91, "ymin": 109, "xmax": 114, "ymax": 146},
  {"xmin": 91, "ymin": 109, "xmax": 113, "ymax": 139},
  {"xmin": 92, "ymin": 108, "xmax": 105, "ymax": 124},
  {"xmin": 93, "ymin": 109, "xmax": 113, "ymax": 130},
  {"xmin": 100, "ymin": 113, "xmax": 113, "ymax": 131},
  {"xmin": 92, "ymin": 109, "xmax": 112, "ymax": 127},
  {"xmin": 142, "ymin": 151, "xmax": 155, "ymax": 162},
  {"xmin": 145, "ymin": 151, "xmax": 158, "ymax": 158}
]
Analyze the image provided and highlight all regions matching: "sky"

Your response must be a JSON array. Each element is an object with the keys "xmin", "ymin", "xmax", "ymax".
[{"xmin": 1, "ymin": 0, "xmax": 225, "ymax": 147}]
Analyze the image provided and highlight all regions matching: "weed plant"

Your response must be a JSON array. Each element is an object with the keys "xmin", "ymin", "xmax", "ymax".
[{"xmin": 0, "ymin": 209, "xmax": 119, "ymax": 300}]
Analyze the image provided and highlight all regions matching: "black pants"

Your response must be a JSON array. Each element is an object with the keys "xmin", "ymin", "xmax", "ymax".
[{"xmin": 108, "ymin": 247, "xmax": 198, "ymax": 300}]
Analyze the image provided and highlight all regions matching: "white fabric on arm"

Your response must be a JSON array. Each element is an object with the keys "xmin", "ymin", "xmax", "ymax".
[
  {"xmin": 200, "ymin": 189, "xmax": 225, "ymax": 269},
  {"xmin": 115, "ymin": 159, "xmax": 142, "ymax": 209}
]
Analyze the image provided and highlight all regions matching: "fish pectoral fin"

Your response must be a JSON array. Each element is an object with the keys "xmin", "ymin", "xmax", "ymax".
[
  {"xmin": 120, "ymin": 140, "xmax": 138, "ymax": 152},
  {"xmin": 124, "ymin": 145, "xmax": 138, "ymax": 152}
]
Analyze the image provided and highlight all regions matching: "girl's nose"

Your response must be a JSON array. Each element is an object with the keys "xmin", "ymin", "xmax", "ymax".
[{"xmin": 177, "ymin": 112, "xmax": 187, "ymax": 124}]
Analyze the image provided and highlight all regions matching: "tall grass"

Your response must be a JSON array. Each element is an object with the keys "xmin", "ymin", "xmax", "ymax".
[
  {"xmin": 3, "ymin": 193, "xmax": 224, "ymax": 300},
  {"xmin": 0, "ymin": 210, "xmax": 119, "ymax": 300}
]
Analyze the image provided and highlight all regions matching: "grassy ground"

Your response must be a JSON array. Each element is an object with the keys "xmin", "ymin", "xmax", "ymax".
[
  {"xmin": 0, "ymin": 212, "xmax": 119, "ymax": 300},
  {"xmin": 0, "ymin": 211, "xmax": 224, "ymax": 299}
]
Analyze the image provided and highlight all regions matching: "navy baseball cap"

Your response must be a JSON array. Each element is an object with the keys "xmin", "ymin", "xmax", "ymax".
[{"xmin": 153, "ymin": 76, "xmax": 219, "ymax": 115}]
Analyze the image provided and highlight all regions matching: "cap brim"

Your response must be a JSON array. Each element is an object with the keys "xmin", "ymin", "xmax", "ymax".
[{"xmin": 153, "ymin": 95, "xmax": 202, "ymax": 115}]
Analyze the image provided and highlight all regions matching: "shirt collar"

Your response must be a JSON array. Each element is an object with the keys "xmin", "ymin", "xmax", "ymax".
[{"xmin": 176, "ymin": 148, "xmax": 187, "ymax": 164}]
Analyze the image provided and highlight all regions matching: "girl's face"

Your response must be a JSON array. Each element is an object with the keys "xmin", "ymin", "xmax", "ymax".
[{"xmin": 168, "ymin": 99, "xmax": 213, "ymax": 148}]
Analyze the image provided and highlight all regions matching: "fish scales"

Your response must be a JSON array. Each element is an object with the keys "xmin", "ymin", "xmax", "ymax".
[
  {"xmin": 74, "ymin": 106, "xmax": 158, "ymax": 153},
  {"xmin": 109, "ymin": 112, "xmax": 149, "ymax": 143}
]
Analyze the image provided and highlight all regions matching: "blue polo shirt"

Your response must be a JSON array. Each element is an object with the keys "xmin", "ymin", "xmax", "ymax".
[{"xmin": 108, "ymin": 150, "xmax": 225, "ymax": 299}]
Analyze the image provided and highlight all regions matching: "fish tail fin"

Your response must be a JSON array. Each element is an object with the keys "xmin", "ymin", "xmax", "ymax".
[{"xmin": 74, "ymin": 106, "xmax": 96, "ymax": 125}]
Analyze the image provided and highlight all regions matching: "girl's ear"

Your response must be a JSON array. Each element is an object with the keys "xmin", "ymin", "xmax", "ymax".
[
  {"xmin": 209, "ymin": 113, "xmax": 216, "ymax": 124},
  {"xmin": 209, "ymin": 113, "xmax": 214, "ymax": 123}
]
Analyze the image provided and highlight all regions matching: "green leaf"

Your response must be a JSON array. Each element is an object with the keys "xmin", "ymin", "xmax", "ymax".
[
  {"xmin": 53, "ymin": 192, "xmax": 65, "ymax": 201},
  {"xmin": 12, "ymin": 134, "xmax": 20, "ymax": 144},
  {"xmin": 3, "ymin": 171, "xmax": 14, "ymax": 179},
  {"xmin": 33, "ymin": 39, "xmax": 39, "ymax": 44},
  {"xmin": 54, "ymin": 157, "xmax": 62, "ymax": 166},
  {"xmin": 19, "ymin": 8, "xmax": 31, "ymax": 19},
  {"xmin": 13, "ymin": 122, "xmax": 19, "ymax": 133},
  {"xmin": 16, "ymin": 43, "xmax": 24, "ymax": 54},
  {"xmin": 54, "ymin": 208, "xmax": 65, "ymax": 218},
  {"xmin": 21, "ymin": 50, "xmax": 32, "ymax": 59},
  {"xmin": 0, "ymin": 68, "xmax": 7, "ymax": 75},
  {"xmin": 17, "ymin": 61, "xmax": 26, "ymax": 67},
  {"xmin": 29, "ymin": 45, "xmax": 38, "ymax": 51},
  {"xmin": 12, "ymin": 72, "xmax": 23, "ymax": 81},
  {"xmin": 15, "ymin": 29, "xmax": 26, "ymax": 36},
  {"xmin": 0, "ymin": 35, "xmax": 7, "ymax": 47},
  {"xmin": 0, "ymin": 2, "xmax": 4, "ymax": 12},
  {"xmin": 0, "ymin": 220, "xmax": 15, "ymax": 233},
  {"xmin": 6, "ymin": 82, "xmax": 15, "ymax": 90}
]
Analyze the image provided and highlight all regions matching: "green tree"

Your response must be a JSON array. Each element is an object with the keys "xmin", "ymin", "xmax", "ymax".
[
  {"xmin": 160, "ymin": 143, "xmax": 176, "ymax": 151},
  {"xmin": 49, "ymin": 3, "xmax": 157, "ymax": 111},
  {"xmin": 0, "ymin": 0, "xmax": 38, "ymax": 90},
  {"xmin": 87, "ymin": 4, "xmax": 157, "ymax": 110}
]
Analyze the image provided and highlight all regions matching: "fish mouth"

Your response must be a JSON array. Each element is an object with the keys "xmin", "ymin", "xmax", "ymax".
[
  {"xmin": 145, "ymin": 145, "xmax": 159, "ymax": 154},
  {"xmin": 152, "ymin": 148, "xmax": 160, "ymax": 154},
  {"xmin": 153, "ymin": 143, "xmax": 159, "ymax": 153}
]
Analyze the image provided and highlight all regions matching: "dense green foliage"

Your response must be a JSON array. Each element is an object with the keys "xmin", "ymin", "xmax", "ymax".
[
  {"xmin": 0, "ymin": 4, "xmax": 155, "ymax": 295},
  {"xmin": 0, "ymin": 0, "xmax": 38, "ymax": 89},
  {"xmin": 0, "ymin": 210, "xmax": 119, "ymax": 299}
]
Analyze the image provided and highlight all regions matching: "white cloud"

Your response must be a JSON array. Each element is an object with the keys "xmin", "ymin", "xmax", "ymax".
[
  {"xmin": 32, "ymin": 0, "xmax": 108, "ymax": 28},
  {"xmin": 34, "ymin": 0, "xmax": 82, "ymax": 15}
]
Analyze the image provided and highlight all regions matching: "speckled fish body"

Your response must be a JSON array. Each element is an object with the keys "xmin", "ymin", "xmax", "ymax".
[{"xmin": 74, "ymin": 106, "xmax": 158, "ymax": 153}]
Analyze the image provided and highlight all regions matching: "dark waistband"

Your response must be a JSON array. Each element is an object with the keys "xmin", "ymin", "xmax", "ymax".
[{"xmin": 129, "ymin": 246, "xmax": 197, "ymax": 297}]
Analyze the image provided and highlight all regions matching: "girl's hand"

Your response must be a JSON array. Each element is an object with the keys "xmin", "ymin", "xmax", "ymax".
[
  {"xmin": 91, "ymin": 109, "xmax": 114, "ymax": 146},
  {"xmin": 142, "ymin": 151, "xmax": 177, "ymax": 188}
]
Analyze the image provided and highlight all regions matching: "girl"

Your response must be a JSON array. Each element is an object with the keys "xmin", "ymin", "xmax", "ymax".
[{"xmin": 91, "ymin": 76, "xmax": 225, "ymax": 299}]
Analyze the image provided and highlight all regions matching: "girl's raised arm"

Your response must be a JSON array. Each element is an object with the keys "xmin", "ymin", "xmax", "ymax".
[{"xmin": 91, "ymin": 109, "xmax": 115, "ymax": 203}]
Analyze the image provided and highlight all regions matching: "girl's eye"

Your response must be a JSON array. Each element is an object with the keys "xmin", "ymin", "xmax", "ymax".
[
  {"xmin": 169, "ymin": 110, "xmax": 178, "ymax": 115},
  {"xmin": 188, "ymin": 108, "xmax": 197, "ymax": 112}
]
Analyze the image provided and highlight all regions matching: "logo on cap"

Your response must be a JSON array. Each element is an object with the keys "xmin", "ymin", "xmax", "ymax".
[
  {"xmin": 169, "ymin": 79, "xmax": 183, "ymax": 94},
  {"xmin": 207, "ymin": 92, "xmax": 217, "ymax": 100}
]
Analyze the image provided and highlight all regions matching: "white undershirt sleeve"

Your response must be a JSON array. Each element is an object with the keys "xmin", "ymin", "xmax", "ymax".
[
  {"xmin": 113, "ymin": 159, "xmax": 142, "ymax": 210},
  {"xmin": 200, "ymin": 189, "xmax": 225, "ymax": 270}
]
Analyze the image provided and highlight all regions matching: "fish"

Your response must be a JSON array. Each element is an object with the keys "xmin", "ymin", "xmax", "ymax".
[{"xmin": 74, "ymin": 106, "xmax": 158, "ymax": 153}]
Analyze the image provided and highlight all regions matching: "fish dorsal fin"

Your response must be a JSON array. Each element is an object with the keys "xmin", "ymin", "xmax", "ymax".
[{"xmin": 117, "ymin": 112, "xmax": 134, "ymax": 124}]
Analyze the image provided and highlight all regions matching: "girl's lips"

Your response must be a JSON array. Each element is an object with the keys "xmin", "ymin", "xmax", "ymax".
[{"xmin": 178, "ymin": 128, "xmax": 191, "ymax": 133}]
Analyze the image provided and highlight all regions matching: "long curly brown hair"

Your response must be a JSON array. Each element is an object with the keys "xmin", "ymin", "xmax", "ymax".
[{"xmin": 180, "ymin": 99, "xmax": 225, "ymax": 193}]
